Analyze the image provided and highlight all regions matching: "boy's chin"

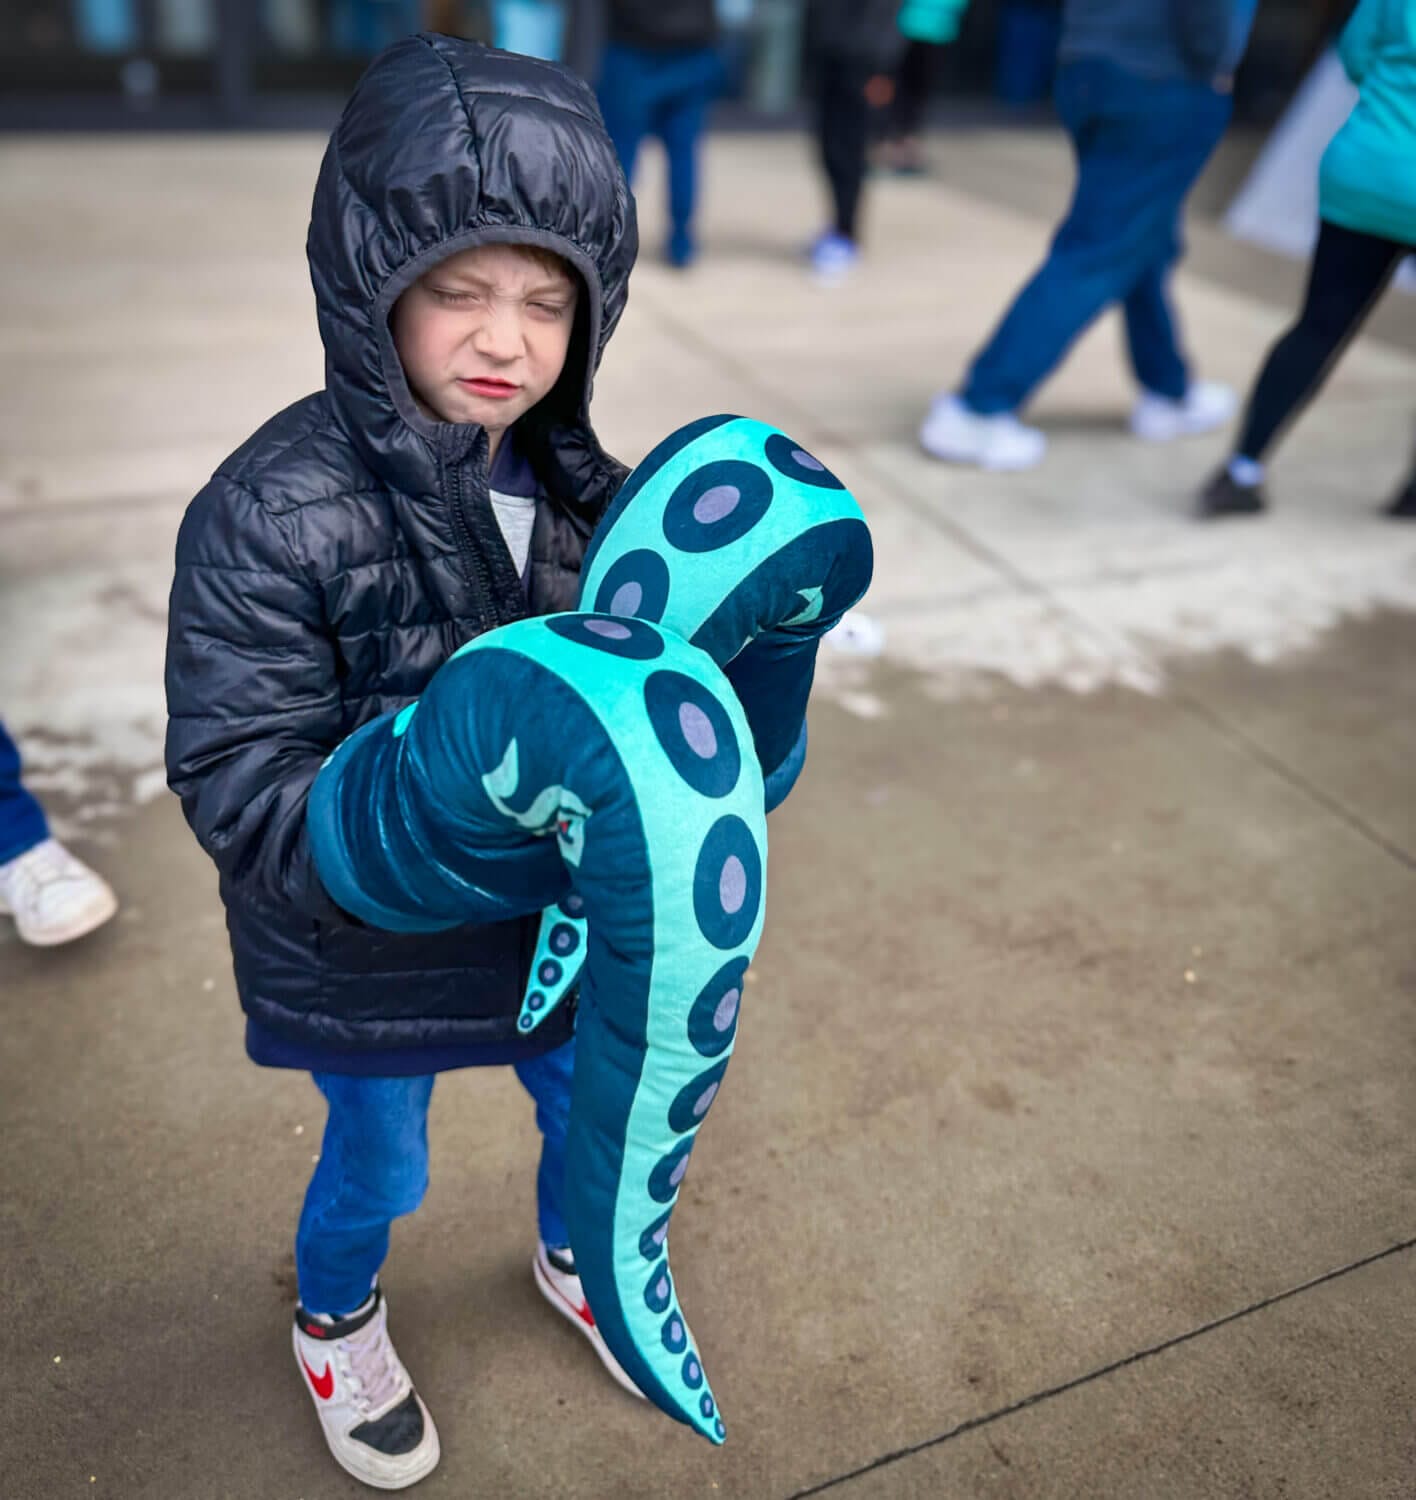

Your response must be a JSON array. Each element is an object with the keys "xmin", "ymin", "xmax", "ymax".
[{"xmin": 433, "ymin": 390, "xmax": 528, "ymax": 431}]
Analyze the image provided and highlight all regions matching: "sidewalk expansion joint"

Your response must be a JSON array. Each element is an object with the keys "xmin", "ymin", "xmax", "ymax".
[
  {"xmin": 1171, "ymin": 691, "xmax": 1416, "ymax": 876},
  {"xmin": 852, "ymin": 467, "xmax": 1416, "ymax": 877},
  {"xmin": 782, "ymin": 1235, "xmax": 1416, "ymax": 1499}
]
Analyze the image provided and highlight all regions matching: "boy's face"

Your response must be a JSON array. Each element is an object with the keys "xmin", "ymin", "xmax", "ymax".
[{"xmin": 391, "ymin": 243, "xmax": 578, "ymax": 438}]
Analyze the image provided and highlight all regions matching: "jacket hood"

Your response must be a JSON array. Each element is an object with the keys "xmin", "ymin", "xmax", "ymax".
[{"xmin": 308, "ymin": 33, "xmax": 638, "ymax": 499}]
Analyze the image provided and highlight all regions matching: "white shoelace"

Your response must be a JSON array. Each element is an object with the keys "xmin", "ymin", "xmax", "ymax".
[
  {"xmin": 2, "ymin": 838, "xmax": 72, "ymax": 888},
  {"xmin": 337, "ymin": 1314, "xmax": 406, "ymax": 1416},
  {"xmin": 0, "ymin": 839, "xmax": 93, "ymax": 911}
]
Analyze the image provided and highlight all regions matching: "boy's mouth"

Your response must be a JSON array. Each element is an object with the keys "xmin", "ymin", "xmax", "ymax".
[{"xmin": 458, "ymin": 377, "xmax": 521, "ymax": 400}]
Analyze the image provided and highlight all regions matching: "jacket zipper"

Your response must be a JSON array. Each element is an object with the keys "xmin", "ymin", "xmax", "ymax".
[{"xmin": 446, "ymin": 442, "xmax": 498, "ymax": 634}]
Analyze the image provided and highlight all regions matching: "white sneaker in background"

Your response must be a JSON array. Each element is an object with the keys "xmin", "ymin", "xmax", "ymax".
[
  {"xmin": 293, "ymin": 1287, "xmax": 440, "ymax": 1490},
  {"xmin": 0, "ymin": 837, "xmax": 118, "ymax": 947},
  {"xmin": 919, "ymin": 395, "xmax": 1047, "ymax": 471},
  {"xmin": 824, "ymin": 610, "xmax": 886, "ymax": 657},
  {"xmin": 533, "ymin": 1241, "xmax": 646, "ymax": 1400},
  {"xmin": 809, "ymin": 230, "xmax": 860, "ymax": 285},
  {"xmin": 1130, "ymin": 380, "xmax": 1237, "ymax": 441}
]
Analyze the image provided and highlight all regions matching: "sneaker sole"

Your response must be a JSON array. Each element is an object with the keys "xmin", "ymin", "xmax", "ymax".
[
  {"xmin": 532, "ymin": 1252, "xmax": 647, "ymax": 1401},
  {"xmin": 1131, "ymin": 410, "xmax": 1236, "ymax": 443},
  {"xmin": 321, "ymin": 1404, "xmax": 440, "ymax": 1491},
  {"xmin": 1198, "ymin": 499, "xmax": 1266, "ymax": 520},
  {"xmin": 919, "ymin": 433, "xmax": 1045, "ymax": 472}
]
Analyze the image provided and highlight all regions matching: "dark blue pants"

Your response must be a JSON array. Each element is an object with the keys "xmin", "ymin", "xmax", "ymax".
[
  {"xmin": 597, "ymin": 43, "xmax": 720, "ymax": 255},
  {"xmin": 963, "ymin": 59, "xmax": 1232, "ymax": 415},
  {"xmin": 0, "ymin": 720, "xmax": 48, "ymax": 866}
]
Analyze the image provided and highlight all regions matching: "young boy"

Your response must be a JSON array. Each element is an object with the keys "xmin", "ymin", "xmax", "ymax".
[{"xmin": 165, "ymin": 35, "xmax": 638, "ymax": 1490}]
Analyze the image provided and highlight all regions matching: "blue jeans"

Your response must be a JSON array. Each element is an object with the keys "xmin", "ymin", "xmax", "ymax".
[
  {"xmin": 0, "ymin": 721, "xmax": 48, "ymax": 866},
  {"xmin": 597, "ymin": 43, "xmax": 721, "ymax": 252},
  {"xmin": 962, "ymin": 58, "xmax": 1232, "ymax": 415},
  {"xmin": 295, "ymin": 1038, "xmax": 576, "ymax": 1316}
]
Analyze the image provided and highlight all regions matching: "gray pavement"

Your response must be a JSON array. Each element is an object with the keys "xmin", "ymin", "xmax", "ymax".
[{"xmin": 2, "ymin": 129, "xmax": 1414, "ymax": 1500}]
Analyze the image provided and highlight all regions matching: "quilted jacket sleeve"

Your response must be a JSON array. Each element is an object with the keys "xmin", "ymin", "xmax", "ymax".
[{"xmin": 165, "ymin": 475, "xmax": 351, "ymax": 923}]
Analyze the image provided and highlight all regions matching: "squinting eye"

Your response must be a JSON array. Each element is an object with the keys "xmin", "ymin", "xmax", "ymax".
[
  {"xmin": 430, "ymin": 288, "xmax": 477, "ymax": 305},
  {"xmin": 531, "ymin": 302, "xmax": 570, "ymax": 318}
]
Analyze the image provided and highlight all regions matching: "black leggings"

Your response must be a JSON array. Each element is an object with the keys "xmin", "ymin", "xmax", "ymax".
[
  {"xmin": 886, "ymin": 40, "xmax": 945, "ymax": 141},
  {"xmin": 1237, "ymin": 219, "xmax": 1413, "ymax": 461},
  {"xmin": 816, "ymin": 54, "xmax": 871, "ymax": 240}
]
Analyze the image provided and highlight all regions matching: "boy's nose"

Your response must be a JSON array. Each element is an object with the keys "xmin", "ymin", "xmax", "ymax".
[{"xmin": 472, "ymin": 306, "xmax": 524, "ymax": 362}]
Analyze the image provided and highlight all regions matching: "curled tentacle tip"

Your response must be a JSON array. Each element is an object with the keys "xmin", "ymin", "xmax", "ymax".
[{"xmin": 687, "ymin": 1389, "xmax": 726, "ymax": 1445}]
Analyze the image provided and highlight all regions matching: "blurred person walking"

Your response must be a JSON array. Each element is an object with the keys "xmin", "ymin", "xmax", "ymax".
[
  {"xmin": 596, "ymin": 0, "xmax": 721, "ymax": 268},
  {"xmin": 804, "ymin": 0, "xmax": 910, "ymax": 281},
  {"xmin": 919, "ymin": 0, "xmax": 1257, "ymax": 470},
  {"xmin": 876, "ymin": 1, "xmax": 970, "ymax": 176},
  {"xmin": 0, "ymin": 720, "xmax": 117, "ymax": 947},
  {"xmin": 1199, "ymin": 0, "xmax": 1416, "ymax": 518}
]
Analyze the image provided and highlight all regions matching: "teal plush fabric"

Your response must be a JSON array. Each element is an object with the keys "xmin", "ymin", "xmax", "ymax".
[
  {"xmin": 897, "ymin": 0, "xmax": 969, "ymax": 46},
  {"xmin": 307, "ymin": 418, "xmax": 872, "ymax": 1440}
]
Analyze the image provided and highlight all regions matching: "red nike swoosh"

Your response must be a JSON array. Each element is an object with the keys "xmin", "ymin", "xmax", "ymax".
[
  {"xmin": 301, "ymin": 1354, "xmax": 334, "ymax": 1400},
  {"xmin": 544, "ymin": 1260, "xmax": 596, "ymax": 1328}
]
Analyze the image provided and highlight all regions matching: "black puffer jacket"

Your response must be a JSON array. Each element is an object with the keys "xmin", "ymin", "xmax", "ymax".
[
  {"xmin": 607, "ymin": 0, "xmax": 717, "ymax": 50},
  {"xmin": 165, "ymin": 35, "xmax": 637, "ymax": 1069},
  {"xmin": 807, "ymin": 0, "xmax": 907, "ymax": 67}
]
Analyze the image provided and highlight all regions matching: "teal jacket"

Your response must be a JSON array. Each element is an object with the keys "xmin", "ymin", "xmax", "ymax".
[
  {"xmin": 1320, "ymin": 0, "xmax": 1416, "ymax": 245},
  {"xmin": 897, "ymin": 0, "xmax": 969, "ymax": 45}
]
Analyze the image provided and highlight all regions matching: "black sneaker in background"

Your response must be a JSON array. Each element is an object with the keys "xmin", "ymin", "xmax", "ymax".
[
  {"xmin": 1198, "ymin": 468, "xmax": 1267, "ymax": 519},
  {"xmin": 1385, "ymin": 473, "xmax": 1416, "ymax": 519}
]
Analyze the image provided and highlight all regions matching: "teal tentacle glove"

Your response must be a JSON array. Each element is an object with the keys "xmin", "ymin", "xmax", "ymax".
[{"xmin": 308, "ymin": 418, "xmax": 873, "ymax": 1442}]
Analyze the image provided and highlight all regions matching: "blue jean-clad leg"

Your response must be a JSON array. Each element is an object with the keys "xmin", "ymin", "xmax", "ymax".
[
  {"xmin": 1123, "ymin": 255, "xmax": 1189, "ymax": 400},
  {"xmin": 0, "ymin": 720, "xmax": 49, "ymax": 866},
  {"xmin": 1115, "ymin": 82, "xmax": 1230, "ymax": 397},
  {"xmin": 962, "ymin": 72, "xmax": 1140, "ymax": 413},
  {"xmin": 295, "ymin": 1073, "xmax": 435, "ymax": 1316},
  {"xmin": 654, "ymin": 54, "xmax": 719, "ymax": 255},
  {"xmin": 597, "ymin": 44, "xmax": 652, "ymax": 185},
  {"xmin": 514, "ymin": 1037, "xmax": 575, "ymax": 1250}
]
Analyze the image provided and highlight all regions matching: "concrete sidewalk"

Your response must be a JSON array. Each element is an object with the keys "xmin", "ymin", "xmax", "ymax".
[{"xmin": 2, "ymin": 130, "xmax": 1413, "ymax": 1499}]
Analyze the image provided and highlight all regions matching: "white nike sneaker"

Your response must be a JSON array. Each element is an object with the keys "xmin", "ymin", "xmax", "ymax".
[
  {"xmin": 824, "ymin": 610, "xmax": 886, "ymax": 657},
  {"xmin": 1130, "ymin": 380, "xmax": 1237, "ymax": 442},
  {"xmin": 0, "ymin": 837, "xmax": 117, "ymax": 947},
  {"xmin": 293, "ymin": 1288, "xmax": 440, "ymax": 1490},
  {"xmin": 919, "ymin": 394, "xmax": 1046, "ymax": 471},
  {"xmin": 532, "ymin": 1241, "xmax": 646, "ymax": 1401}
]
